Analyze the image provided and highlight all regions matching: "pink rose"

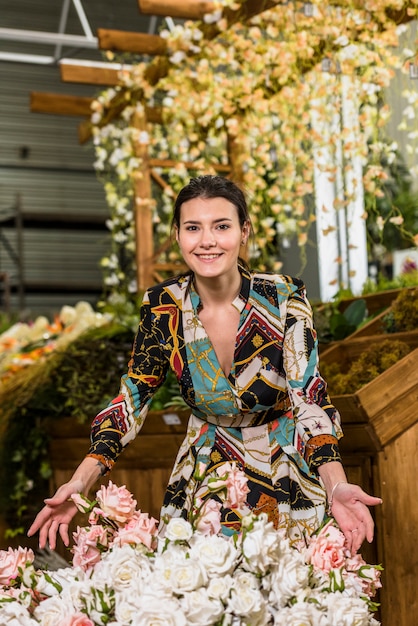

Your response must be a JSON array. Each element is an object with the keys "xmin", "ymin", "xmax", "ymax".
[
  {"xmin": 0, "ymin": 546, "xmax": 34, "ymax": 586},
  {"xmin": 72, "ymin": 524, "xmax": 111, "ymax": 572},
  {"xmin": 195, "ymin": 498, "xmax": 222, "ymax": 536},
  {"xmin": 217, "ymin": 462, "xmax": 249, "ymax": 510},
  {"xmin": 95, "ymin": 480, "xmax": 137, "ymax": 525},
  {"xmin": 88, "ymin": 505, "xmax": 106, "ymax": 525},
  {"xmin": 306, "ymin": 520, "xmax": 347, "ymax": 573},
  {"xmin": 345, "ymin": 554, "xmax": 382, "ymax": 597},
  {"xmin": 113, "ymin": 511, "xmax": 158, "ymax": 549},
  {"xmin": 59, "ymin": 613, "xmax": 95, "ymax": 626}
]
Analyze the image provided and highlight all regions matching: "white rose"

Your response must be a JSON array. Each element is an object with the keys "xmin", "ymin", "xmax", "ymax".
[
  {"xmin": 168, "ymin": 553, "xmax": 207, "ymax": 593},
  {"xmin": 114, "ymin": 588, "xmax": 143, "ymax": 624},
  {"xmin": 93, "ymin": 545, "xmax": 150, "ymax": 591},
  {"xmin": 207, "ymin": 574, "xmax": 234, "ymax": 601},
  {"xmin": 0, "ymin": 600, "xmax": 38, "ymax": 626},
  {"xmin": 153, "ymin": 545, "xmax": 192, "ymax": 590},
  {"xmin": 35, "ymin": 566, "xmax": 83, "ymax": 599},
  {"xmin": 227, "ymin": 571, "xmax": 268, "ymax": 624},
  {"xmin": 33, "ymin": 593, "xmax": 76, "ymax": 626},
  {"xmin": 165, "ymin": 517, "xmax": 194, "ymax": 542},
  {"xmin": 241, "ymin": 516, "xmax": 281, "ymax": 574},
  {"xmin": 272, "ymin": 601, "xmax": 328, "ymax": 625},
  {"xmin": 268, "ymin": 551, "xmax": 310, "ymax": 606},
  {"xmin": 324, "ymin": 593, "xmax": 372, "ymax": 625},
  {"xmin": 180, "ymin": 587, "xmax": 224, "ymax": 625},
  {"xmin": 190, "ymin": 534, "xmax": 238, "ymax": 576},
  {"xmin": 130, "ymin": 592, "xmax": 187, "ymax": 626}
]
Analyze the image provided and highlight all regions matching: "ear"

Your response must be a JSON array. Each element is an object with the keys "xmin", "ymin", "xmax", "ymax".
[
  {"xmin": 174, "ymin": 225, "xmax": 180, "ymax": 245},
  {"xmin": 241, "ymin": 221, "xmax": 250, "ymax": 244}
]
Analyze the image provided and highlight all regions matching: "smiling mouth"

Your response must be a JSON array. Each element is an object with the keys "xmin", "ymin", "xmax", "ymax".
[{"xmin": 196, "ymin": 254, "xmax": 222, "ymax": 260}]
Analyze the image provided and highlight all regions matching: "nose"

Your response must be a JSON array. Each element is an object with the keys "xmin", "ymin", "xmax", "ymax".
[{"xmin": 199, "ymin": 228, "xmax": 216, "ymax": 248}]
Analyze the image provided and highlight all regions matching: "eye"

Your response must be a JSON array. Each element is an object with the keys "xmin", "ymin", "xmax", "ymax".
[
  {"xmin": 216, "ymin": 223, "xmax": 230, "ymax": 230},
  {"xmin": 184, "ymin": 225, "xmax": 198, "ymax": 231}
]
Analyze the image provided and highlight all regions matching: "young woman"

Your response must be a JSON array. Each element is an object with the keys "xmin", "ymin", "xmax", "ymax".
[{"xmin": 28, "ymin": 175, "xmax": 381, "ymax": 554}]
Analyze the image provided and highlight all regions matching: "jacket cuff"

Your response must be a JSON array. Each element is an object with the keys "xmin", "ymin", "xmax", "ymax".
[{"xmin": 304, "ymin": 434, "xmax": 341, "ymax": 472}]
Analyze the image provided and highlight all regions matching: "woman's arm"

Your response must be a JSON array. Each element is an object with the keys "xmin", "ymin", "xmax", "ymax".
[
  {"xmin": 29, "ymin": 290, "xmax": 170, "ymax": 548},
  {"xmin": 282, "ymin": 280, "xmax": 382, "ymax": 553},
  {"xmin": 27, "ymin": 456, "xmax": 105, "ymax": 549}
]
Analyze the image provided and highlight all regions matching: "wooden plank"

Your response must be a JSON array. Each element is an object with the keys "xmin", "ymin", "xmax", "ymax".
[
  {"xmin": 138, "ymin": 0, "xmax": 215, "ymax": 19},
  {"xmin": 319, "ymin": 342, "xmax": 346, "ymax": 365},
  {"xmin": 338, "ymin": 288, "xmax": 406, "ymax": 315},
  {"xmin": 47, "ymin": 410, "xmax": 190, "ymax": 438},
  {"xmin": 97, "ymin": 29, "xmax": 167, "ymax": 55},
  {"xmin": 30, "ymin": 92, "xmax": 93, "ymax": 117},
  {"xmin": 357, "ymin": 347, "xmax": 418, "ymax": 447},
  {"xmin": 338, "ymin": 423, "xmax": 380, "ymax": 454},
  {"xmin": 321, "ymin": 330, "xmax": 418, "ymax": 370},
  {"xmin": 49, "ymin": 433, "xmax": 184, "ymax": 469},
  {"xmin": 377, "ymin": 425, "xmax": 418, "ymax": 626},
  {"xmin": 332, "ymin": 394, "xmax": 367, "ymax": 423},
  {"xmin": 60, "ymin": 62, "xmax": 123, "ymax": 86}
]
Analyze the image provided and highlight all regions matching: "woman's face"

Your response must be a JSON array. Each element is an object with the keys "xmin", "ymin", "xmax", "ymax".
[{"xmin": 175, "ymin": 196, "xmax": 249, "ymax": 281}]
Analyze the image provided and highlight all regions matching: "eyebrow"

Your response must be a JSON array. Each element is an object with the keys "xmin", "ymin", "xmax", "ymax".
[{"xmin": 182, "ymin": 218, "xmax": 233, "ymax": 224}]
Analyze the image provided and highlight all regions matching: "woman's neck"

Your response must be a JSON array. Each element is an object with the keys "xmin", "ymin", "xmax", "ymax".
[{"xmin": 193, "ymin": 270, "xmax": 242, "ymax": 307}]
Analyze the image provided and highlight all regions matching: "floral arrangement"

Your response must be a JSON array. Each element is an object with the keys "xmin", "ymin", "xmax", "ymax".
[
  {"xmin": 0, "ymin": 302, "xmax": 112, "ymax": 380},
  {"xmin": 0, "ymin": 467, "xmax": 382, "ymax": 625},
  {"xmin": 90, "ymin": 0, "xmax": 418, "ymax": 302}
]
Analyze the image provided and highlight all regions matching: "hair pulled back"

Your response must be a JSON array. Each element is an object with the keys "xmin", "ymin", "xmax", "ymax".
[{"xmin": 172, "ymin": 175, "xmax": 251, "ymax": 230}]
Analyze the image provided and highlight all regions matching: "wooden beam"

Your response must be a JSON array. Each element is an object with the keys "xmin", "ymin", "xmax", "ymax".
[
  {"xmin": 132, "ymin": 110, "xmax": 154, "ymax": 291},
  {"xmin": 138, "ymin": 0, "xmax": 215, "ymax": 19},
  {"xmin": 60, "ymin": 62, "xmax": 124, "ymax": 86},
  {"xmin": 30, "ymin": 92, "xmax": 93, "ymax": 117},
  {"xmin": 142, "ymin": 0, "xmax": 281, "ymax": 24},
  {"xmin": 97, "ymin": 29, "xmax": 167, "ymax": 55},
  {"xmin": 78, "ymin": 119, "xmax": 93, "ymax": 144}
]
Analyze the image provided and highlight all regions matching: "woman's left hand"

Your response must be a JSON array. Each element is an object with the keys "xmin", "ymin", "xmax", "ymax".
[{"xmin": 329, "ymin": 482, "xmax": 382, "ymax": 555}]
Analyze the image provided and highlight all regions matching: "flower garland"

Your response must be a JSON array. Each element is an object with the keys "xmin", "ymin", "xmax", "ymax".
[
  {"xmin": 0, "ymin": 302, "xmax": 112, "ymax": 379},
  {"xmin": 89, "ymin": 0, "xmax": 418, "ymax": 304},
  {"xmin": 0, "ymin": 467, "xmax": 382, "ymax": 625}
]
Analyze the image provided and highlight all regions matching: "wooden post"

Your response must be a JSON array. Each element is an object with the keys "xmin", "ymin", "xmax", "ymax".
[
  {"xmin": 132, "ymin": 109, "xmax": 154, "ymax": 291},
  {"xmin": 227, "ymin": 126, "xmax": 247, "ymax": 185}
]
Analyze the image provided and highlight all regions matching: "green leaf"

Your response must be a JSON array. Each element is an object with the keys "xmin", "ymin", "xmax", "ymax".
[{"xmin": 343, "ymin": 299, "xmax": 367, "ymax": 327}]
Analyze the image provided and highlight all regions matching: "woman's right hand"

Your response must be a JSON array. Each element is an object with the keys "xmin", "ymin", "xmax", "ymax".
[
  {"xmin": 28, "ymin": 457, "xmax": 104, "ymax": 550},
  {"xmin": 27, "ymin": 478, "xmax": 84, "ymax": 550}
]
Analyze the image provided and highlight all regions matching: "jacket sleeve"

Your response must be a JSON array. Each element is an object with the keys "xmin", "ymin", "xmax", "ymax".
[
  {"xmin": 86, "ymin": 290, "xmax": 169, "ymax": 472},
  {"xmin": 282, "ymin": 279, "xmax": 343, "ymax": 473}
]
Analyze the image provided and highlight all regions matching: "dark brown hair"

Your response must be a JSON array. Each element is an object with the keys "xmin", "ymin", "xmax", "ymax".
[{"xmin": 171, "ymin": 175, "xmax": 252, "ymax": 231}]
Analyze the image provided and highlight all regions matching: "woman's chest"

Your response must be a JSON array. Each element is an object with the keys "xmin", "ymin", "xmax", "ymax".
[{"xmin": 197, "ymin": 306, "xmax": 241, "ymax": 377}]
